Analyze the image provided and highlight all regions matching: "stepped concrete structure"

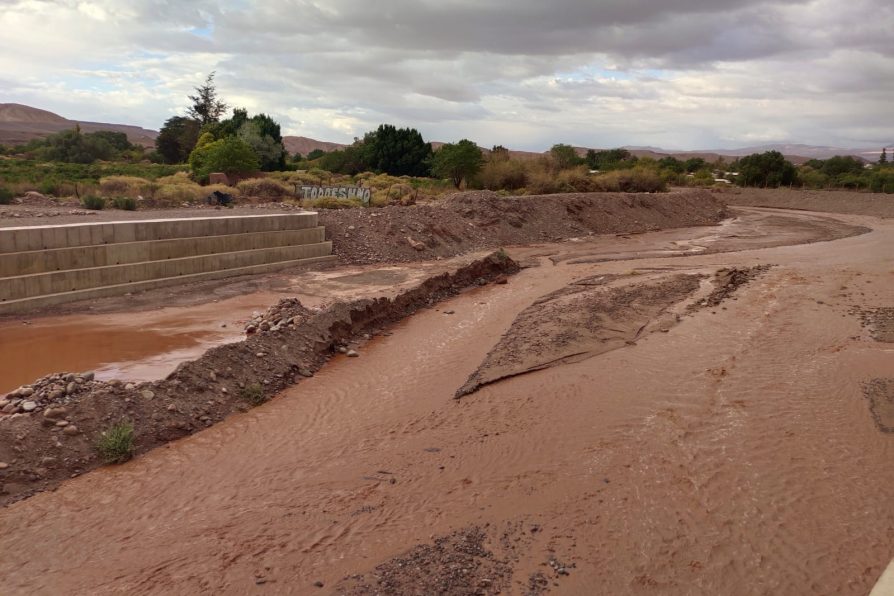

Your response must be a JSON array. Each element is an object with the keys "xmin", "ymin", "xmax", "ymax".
[{"xmin": 0, "ymin": 212, "xmax": 334, "ymax": 314}]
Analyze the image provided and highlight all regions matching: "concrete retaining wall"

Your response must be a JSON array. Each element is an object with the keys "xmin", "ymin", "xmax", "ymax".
[
  {"xmin": 0, "ymin": 213, "xmax": 319, "ymax": 253},
  {"xmin": 0, "ymin": 228, "xmax": 326, "ymax": 277},
  {"xmin": 0, "ymin": 213, "xmax": 335, "ymax": 314}
]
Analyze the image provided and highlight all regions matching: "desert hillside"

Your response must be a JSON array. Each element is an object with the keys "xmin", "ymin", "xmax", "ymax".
[{"xmin": 0, "ymin": 103, "xmax": 158, "ymax": 148}]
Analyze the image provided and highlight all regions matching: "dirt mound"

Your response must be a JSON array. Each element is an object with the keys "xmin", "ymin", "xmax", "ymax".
[
  {"xmin": 456, "ymin": 273, "xmax": 703, "ymax": 398},
  {"xmin": 0, "ymin": 252, "xmax": 519, "ymax": 506},
  {"xmin": 336, "ymin": 527, "xmax": 513, "ymax": 595},
  {"xmin": 322, "ymin": 190, "xmax": 727, "ymax": 264}
]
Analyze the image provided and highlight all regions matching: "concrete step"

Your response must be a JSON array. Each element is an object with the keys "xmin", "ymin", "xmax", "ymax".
[
  {"xmin": 1, "ymin": 242, "xmax": 333, "ymax": 302},
  {"xmin": 0, "ymin": 213, "xmax": 319, "ymax": 253},
  {"xmin": 0, "ymin": 227, "xmax": 327, "ymax": 277},
  {"xmin": 0, "ymin": 255, "xmax": 338, "ymax": 315}
]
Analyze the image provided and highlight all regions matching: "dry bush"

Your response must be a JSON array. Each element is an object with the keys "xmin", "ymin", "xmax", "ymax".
[
  {"xmin": 99, "ymin": 176, "xmax": 150, "ymax": 198},
  {"xmin": 478, "ymin": 159, "xmax": 528, "ymax": 191},
  {"xmin": 236, "ymin": 177, "xmax": 293, "ymax": 199},
  {"xmin": 152, "ymin": 184, "xmax": 203, "ymax": 205},
  {"xmin": 592, "ymin": 168, "xmax": 666, "ymax": 193},
  {"xmin": 156, "ymin": 171, "xmax": 196, "ymax": 186}
]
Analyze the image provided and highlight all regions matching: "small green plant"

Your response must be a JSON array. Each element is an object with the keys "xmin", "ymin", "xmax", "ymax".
[
  {"xmin": 112, "ymin": 196, "xmax": 137, "ymax": 210},
  {"xmin": 81, "ymin": 195, "xmax": 105, "ymax": 210},
  {"xmin": 239, "ymin": 383, "xmax": 267, "ymax": 406},
  {"xmin": 96, "ymin": 421, "xmax": 135, "ymax": 464},
  {"xmin": 0, "ymin": 186, "xmax": 13, "ymax": 205},
  {"xmin": 38, "ymin": 177, "xmax": 61, "ymax": 196}
]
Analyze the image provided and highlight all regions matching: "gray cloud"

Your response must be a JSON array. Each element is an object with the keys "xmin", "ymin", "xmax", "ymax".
[{"xmin": 0, "ymin": 0, "xmax": 891, "ymax": 149}]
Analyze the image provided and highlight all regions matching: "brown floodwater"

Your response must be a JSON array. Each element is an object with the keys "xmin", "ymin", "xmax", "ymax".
[{"xmin": 0, "ymin": 208, "xmax": 892, "ymax": 594}]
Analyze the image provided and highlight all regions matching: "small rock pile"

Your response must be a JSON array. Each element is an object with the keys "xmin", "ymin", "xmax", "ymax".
[
  {"xmin": 0, "ymin": 371, "xmax": 102, "ymax": 435},
  {"xmin": 244, "ymin": 297, "xmax": 314, "ymax": 335},
  {"xmin": 1, "ymin": 372, "xmax": 101, "ymax": 415}
]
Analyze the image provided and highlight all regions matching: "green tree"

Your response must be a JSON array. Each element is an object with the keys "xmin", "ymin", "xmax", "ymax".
[
  {"xmin": 39, "ymin": 126, "xmax": 115, "ymax": 163},
  {"xmin": 306, "ymin": 148, "xmax": 326, "ymax": 161},
  {"xmin": 88, "ymin": 131, "xmax": 133, "ymax": 153},
  {"xmin": 879, "ymin": 148, "xmax": 888, "ymax": 165},
  {"xmin": 189, "ymin": 136, "xmax": 259, "ymax": 182},
  {"xmin": 204, "ymin": 109, "xmax": 286, "ymax": 171},
  {"xmin": 490, "ymin": 145, "xmax": 510, "ymax": 161},
  {"xmin": 657, "ymin": 156, "xmax": 685, "ymax": 174},
  {"xmin": 155, "ymin": 116, "xmax": 201, "ymax": 164},
  {"xmin": 735, "ymin": 151, "xmax": 798, "ymax": 188},
  {"xmin": 586, "ymin": 148, "xmax": 634, "ymax": 171},
  {"xmin": 318, "ymin": 144, "xmax": 366, "ymax": 175},
  {"xmin": 549, "ymin": 144, "xmax": 582, "ymax": 170},
  {"xmin": 361, "ymin": 124, "xmax": 432, "ymax": 176},
  {"xmin": 431, "ymin": 139, "xmax": 484, "ymax": 188},
  {"xmin": 238, "ymin": 121, "xmax": 285, "ymax": 171},
  {"xmin": 820, "ymin": 155, "xmax": 864, "ymax": 178},
  {"xmin": 683, "ymin": 157, "xmax": 706, "ymax": 173},
  {"xmin": 187, "ymin": 72, "xmax": 228, "ymax": 126}
]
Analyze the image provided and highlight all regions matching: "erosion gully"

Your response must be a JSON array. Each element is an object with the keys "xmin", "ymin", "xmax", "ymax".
[{"xmin": 1, "ymin": 207, "xmax": 892, "ymax": 595}]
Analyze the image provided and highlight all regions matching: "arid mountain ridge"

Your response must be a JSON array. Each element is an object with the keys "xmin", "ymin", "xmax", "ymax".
[{"xmin": 0, "ymin": 103, "xmax": 883, "ymax": 163}]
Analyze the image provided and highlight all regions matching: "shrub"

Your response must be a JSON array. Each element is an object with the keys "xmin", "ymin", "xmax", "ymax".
[
  {"xmin": 112, "ymin": 196, "xmax": 137, "ymax": 210},
  {"xmin": 478, "ymin": 159, "xmax": 528, "ymax": 191},
  {"xmin": 0, "ymin": 186, "xmax": 13, "ymax": 205},
  {"xmin": 96, "ymin": 421, "xmax": 135, "ymax": 464},
  {"xmin": 189, "ymin": 136, "xmax": 260, "ymax": 183},
  {"xmin": 239, "ymin": 383, "xmax": 267, "ymax": 406},
  {"xmin": 153, "ymin": 183, "xmax": 203, "ymax": 204},
  {"xmin": 81, "ymin": 195, "xmax": 106, "ymax": 210},
  {"xmin": 156, "ymin": 171, "xmax": 196, "ymax": 186},
  {"xmin": 593, "ymin": 168, "xmax": 666, "ymax": 193},
  {"xmin": 38, "ymin": 177, "xmax": 62, "ymax": 196},
  {"xmin": 236, "ymin": 177, "xmax": 292, "ymax": 199},
  {"xmin": 100, "ymin": 175, "xmax": 150, "ymax": 197}
]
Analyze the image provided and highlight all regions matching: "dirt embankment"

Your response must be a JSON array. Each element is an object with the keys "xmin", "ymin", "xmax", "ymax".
[
  {"xmin": 0, "ymin": 252, "xmax": 519, "ymax": 506},
  {"xmin": 1, "ymin": 190, "xmax": 728, "ymax": 265},
  {"xmin": 720, "ymin": 187, "xmax": 894, "ymax": 218},
  {"xmin": 322, "ymin": 190, "xmax": 728, "ymax": 264},
  {"xmin": 456, "ymin": 273, "xmax": 704, "ymax": 398},
  {"xmin": 455, "ymin": 266, "xmax": 771, "ymax": 399}
]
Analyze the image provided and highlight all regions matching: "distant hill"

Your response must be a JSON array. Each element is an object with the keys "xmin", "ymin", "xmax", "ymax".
[
  {"xmin": 622, "ymin": 144, "xmax": 878, "ymax": 164},
  {"xmin": 282, "ymin": 136, "xmax": 347, "ymax": 156},
  {"xmin": 2, "ymin": 103, "xmax": 883, "ymax": 163},
  {"xmin": 0, "ymin": 103, "xmax": 158, "ymax": 148}
]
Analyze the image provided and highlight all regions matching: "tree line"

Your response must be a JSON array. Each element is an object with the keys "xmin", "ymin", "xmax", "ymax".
[{"xmin": 1, "ymin": 72, "xmax": 891, "ymax": 195}]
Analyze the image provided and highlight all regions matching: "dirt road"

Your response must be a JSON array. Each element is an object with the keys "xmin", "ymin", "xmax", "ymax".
[{"xmin": 0, "ymin": 207, "xmax": 892, "ymax": 595}]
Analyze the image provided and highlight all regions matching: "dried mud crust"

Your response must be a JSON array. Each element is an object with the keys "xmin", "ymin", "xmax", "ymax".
[
  {"xmin": 456, "ymin": 273, "xmax": 704, "ymax": 398},
  {"xmin": 0, "ymin": 252, "xmax": 519, "ymax": 507},
  {"xmin": 321, "ymin": 190, "xmax": 728, "ymax": 264},
  {"xmin": 863, "ymin": 379, "xmax": 894, "ymax": 433}
]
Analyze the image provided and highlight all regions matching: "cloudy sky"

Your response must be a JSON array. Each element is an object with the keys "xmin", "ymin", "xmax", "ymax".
[{"xmin": 1, "ymin": 0, "xmax": 891, "ymax": 150}]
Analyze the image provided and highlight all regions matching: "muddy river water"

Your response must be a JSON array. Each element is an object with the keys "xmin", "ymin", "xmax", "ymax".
[{"xmin": 0, "ymin": 207, "xmax": 892, "ymax": 594}]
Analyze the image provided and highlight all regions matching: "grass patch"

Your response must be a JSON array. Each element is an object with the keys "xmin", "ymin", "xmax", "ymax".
[
  {"xmin": 0, "ymin": 186, "xmax": 13, "ymax": 205},
  {"xmin": 111, "ymin": 196, "xmax": 137, "ymax": 210},
  {"xmin": 81, "ymin": 195, "xmax": 105, "ymax": 210},
  {"xmin": 239, "ymin": 383, "xmax": 267, "ymax": 406},
  {"xmin": 96, "ymin": 421, "xmax": 135, "ymax": 464}
]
